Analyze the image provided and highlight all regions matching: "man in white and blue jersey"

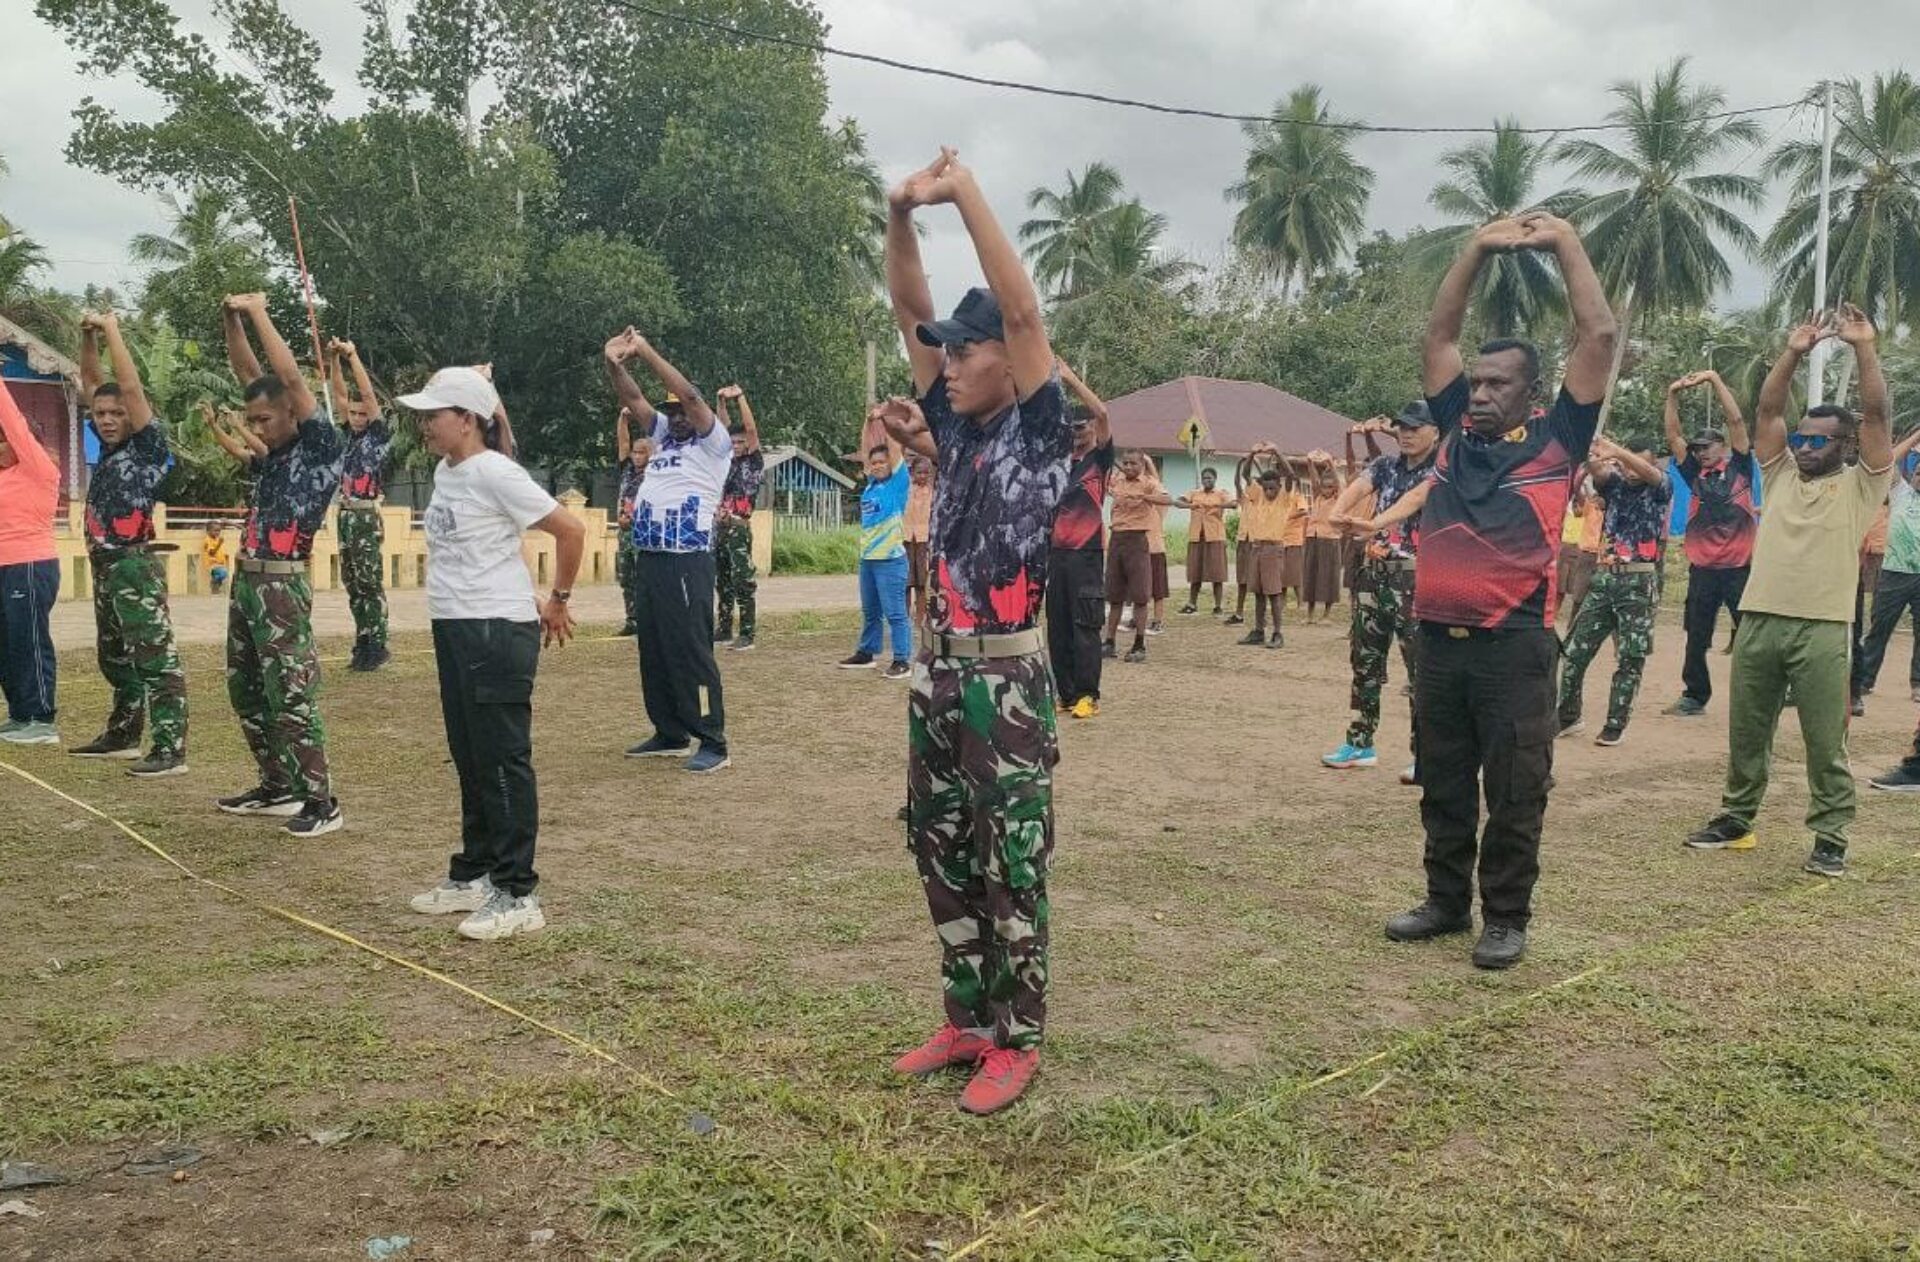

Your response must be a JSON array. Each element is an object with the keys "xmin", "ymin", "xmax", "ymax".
[{"xmin": 603, "ymin": 327, "xmax": 733, "ymax": 773}]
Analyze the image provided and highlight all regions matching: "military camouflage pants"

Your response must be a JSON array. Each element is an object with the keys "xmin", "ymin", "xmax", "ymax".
[
  {"xmin": 1346, "ymin": 563, "xmax": 1420, "ymax": 751},
  {"xmin": 615, "ymin": 538, "xmax": 641, "ymax": 630},
  {"xmin": 714, "ymin": 519, "xmax": 756, "ymax": 640},
  {"xmin": 91, "ymin": 549, "xmax": 187, "ymax": 754},
  {"xmin": 227, "ymin": 570, "xmax": 331, "ymax": 802},
  {"xmin": 907, "ymin": 649, "xmax": 1058, "ymax": 1050},
  {"xmin": 338, "ymin": 508, "xmax": 388, "ymax": 649},
  {"xmin": 1557, "ymin": 569, "xmax": 1657, "ymax": 732}
]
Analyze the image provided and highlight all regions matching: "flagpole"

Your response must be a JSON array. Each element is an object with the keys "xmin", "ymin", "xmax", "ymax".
[{"xmin": 287, "ymin": 196, "xmax": 335, "ymax": 425}]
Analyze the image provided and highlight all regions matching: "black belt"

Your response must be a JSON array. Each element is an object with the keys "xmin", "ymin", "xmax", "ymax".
[{"xmin": 1420, "ymin": 621, "xmax": 1550, "ymax": 641}]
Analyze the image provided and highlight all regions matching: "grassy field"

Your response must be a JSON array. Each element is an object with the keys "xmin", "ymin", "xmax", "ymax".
[{"xmin": 3, "ymin": 606, "xmax": 1918, "ymax": 1260}]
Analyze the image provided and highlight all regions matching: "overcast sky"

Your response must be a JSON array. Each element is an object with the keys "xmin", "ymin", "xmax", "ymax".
[{"xmin": 5, "ymin": 0, "xmax": 1913, "ymax": 316}]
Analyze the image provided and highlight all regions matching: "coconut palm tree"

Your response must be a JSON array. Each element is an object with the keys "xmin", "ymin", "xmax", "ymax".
[
  {"xmin": 1019, "ymin": 162, "xmax": 1126, "ymax": 300},
  {"xmin": 829, "ymin": 118, "xmax": 892, "ymax": 291},
  {"xmin": 1063, "ymin": 201, "xmax": 1199, "ymax": 299},
  {"xmin": 1227, "ymin": 86, "xmax": 1374, "ymax": 303},
  {"xmin": 1408, "ymin": 120, "xmax": 1585, "ymax": 337},
  {"xmin": 0, "ymin": 233, "xmax": 75, "ymax": 344},
  {"xmin": 130, "ymin": 186, "xmax": 273, "ymax": 337},
  {"xmin": 1554, "ymin": 58, "xmax": 1767, "ymax": 327},
  {"xmin": 1763, "ymin": 72, "xmax": 1920, "ymax": 329}
]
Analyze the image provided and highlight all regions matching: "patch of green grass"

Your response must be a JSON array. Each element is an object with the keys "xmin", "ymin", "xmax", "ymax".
[{"xmin": 772, "ymin": 525, "xmax": 861, "ymax": 574}]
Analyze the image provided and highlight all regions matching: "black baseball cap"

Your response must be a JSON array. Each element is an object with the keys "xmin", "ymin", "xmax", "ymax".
[
  {"xmin": 916, "ymin": 287, "xmax": 1005, "ymax": 347},
  {"xmin": 1688, "ymin": 428, "xmax": 1725, "ymax": 448},
  {"xmin": 1392, "ymin": 400, "xmax": 1435, "ymax": 429}
]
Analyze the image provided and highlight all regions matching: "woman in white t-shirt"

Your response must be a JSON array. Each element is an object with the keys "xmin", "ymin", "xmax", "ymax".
[{"xmin": 395, "ymin": 366, "xmax": 585, "ymax": 942}]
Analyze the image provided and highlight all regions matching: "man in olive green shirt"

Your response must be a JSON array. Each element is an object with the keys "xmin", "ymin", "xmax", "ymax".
[{"xmin": 1686, "ymin": 305, "xmax": 1893, "ymax": 877}]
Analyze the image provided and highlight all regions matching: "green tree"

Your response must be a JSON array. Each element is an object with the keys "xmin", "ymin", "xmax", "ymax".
[
  {"xmin": 1555, "ymin": 58, "xmax": 1766, "ymax": 326},
  {"xmin": 1228, "ymin": 86, "xmax": 1374, "ymax": 303},
  {"xmin": 130, "ymin": 186, "xmax": 286, "ymax": 344},
  {"xmin": 1019, "ymin": 162, "xmax": 1127, "ymax": 300},
  {"xmin": 0, "ymin": 234, "xmax": 76, "ymax": 347},
  {"xmin": 1409, "ymin": 120, "xmax": 1584, "ymax": 337},
  {"xmin": 1763, "ymin": 72, "xmax": 1920, "ymax": 328}
]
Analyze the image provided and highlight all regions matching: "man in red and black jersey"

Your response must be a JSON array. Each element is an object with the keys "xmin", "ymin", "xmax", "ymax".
[
  {"xmin": 1384, "ymin": 213, "xmax": 1616, "ymax": 971},
  {"xmin": 1045, "ymin": 363, "xmax": 1112, "ymax": 718},
  {"xmin": 1660, "ymin": 371, "xmax": 1758, "ymax": 715}
]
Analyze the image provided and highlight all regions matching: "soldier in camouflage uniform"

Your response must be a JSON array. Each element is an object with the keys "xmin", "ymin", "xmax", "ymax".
[
  {"xmin": 613, "ymin": 406, "xmax": 649, "ymax": 636},
  {"xmin": 68, "ymin": 310, "xmax": 189, "ymax": 776},
  {"xmin": 213, "ymin": 293, "xmax": 345, "ymax": 836},
  {"xmin": 326, "ymin": 339, "xmax": 393, "ymax": 670},
  {"xmin": 1322, "ymin": 403, "xmax": 1437, "ymax": 773},
  {"xmin": 712, "ymin": 385, "xmax": 764, "ymax": 649},
  {"xmin": 881, "ymin": 149, "xmax": 1071, "ymax": 1116},
  {"xmin": 1557, "ymin": 437, "xmax": 1672, "ymax": 745}
]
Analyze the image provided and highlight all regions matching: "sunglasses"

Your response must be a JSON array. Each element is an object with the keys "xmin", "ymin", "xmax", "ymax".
[{"xmin": 1787, "ymin": 433, "xmax": 1835, "ymax": 452}]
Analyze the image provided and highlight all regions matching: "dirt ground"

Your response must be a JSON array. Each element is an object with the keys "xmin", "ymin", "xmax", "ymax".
[{"xmin": 4, "ymin": 593, "xmax": 1918, "ymax": 1260}]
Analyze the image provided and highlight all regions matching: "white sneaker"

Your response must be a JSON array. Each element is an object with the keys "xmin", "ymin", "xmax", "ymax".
[
  {"xmin": 410, "ymin": 876, "xmax": 494, "ymax": 915},
  {"xmin": 0, "ymin": 720, "xmax": 59, "ymax": 745},
  {"xmin": 457, "ymin": 890, "xmax": 545, "ymax": 941}
]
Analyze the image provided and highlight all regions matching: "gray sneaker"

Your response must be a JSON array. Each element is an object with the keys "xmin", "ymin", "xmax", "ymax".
[
  {"xmin": 1802, "ymin": 842, "xmax": 1846, "ymax": 879},
  {"xmin": 127, "ymin": 750, "xmax": 188, "ymax": 778},
  {"xmin": 457, "ymin": 889, "xmax": 545, "ymax": 941},
  {"xmin": 410, "ymin": 875, "xmax": 495, "ymax": 915},
  {"xmin": 0, "ymin": 720, "xmax": 59, "ymax": 746}
]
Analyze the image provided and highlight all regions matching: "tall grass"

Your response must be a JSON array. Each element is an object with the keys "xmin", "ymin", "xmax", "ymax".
[{"xmin": 772, "ymin": 526, "xmax": 862, "ymax": 575}]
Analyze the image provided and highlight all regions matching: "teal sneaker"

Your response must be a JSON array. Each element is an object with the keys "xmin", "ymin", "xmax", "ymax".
[
  {"xmin": 0, "ymin": 720, "xmax": 59, "ymax": 746},
  {"xmin": 1322, "ymin": 742, "xmax": 1378, "ymax": 769}
]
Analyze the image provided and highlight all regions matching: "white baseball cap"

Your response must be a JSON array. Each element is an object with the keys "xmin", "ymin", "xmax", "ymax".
[{"xmin": 396, "ymin": 366, "xmax": 499, "ymax": 419}]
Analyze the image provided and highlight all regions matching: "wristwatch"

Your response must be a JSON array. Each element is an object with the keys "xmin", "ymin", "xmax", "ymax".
[{"xmin": 550, "ymin": 589, "xmax": 571, "ymax": 603}]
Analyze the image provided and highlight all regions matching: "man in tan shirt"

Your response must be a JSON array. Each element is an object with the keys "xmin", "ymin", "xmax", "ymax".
[
  {"xmin": 902, "ymin": 456, "xmax": 935, "ymax": 628},
  {"xmin": 1104, "ymin": 453, "xmax": 1171, "ymax": 662},
  {"xmin": 1177, "ymin": 468, "xmax": 1233, "ymax": 614}
]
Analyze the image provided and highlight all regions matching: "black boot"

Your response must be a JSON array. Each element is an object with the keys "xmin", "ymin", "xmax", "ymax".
[
  {"xmin": 1385, "ymin": 900, "xmax": 1472, "ymax": 942},
  {"xmin": 1472, "ymin": 923, "xmax": 1528, "ymax": 969}
]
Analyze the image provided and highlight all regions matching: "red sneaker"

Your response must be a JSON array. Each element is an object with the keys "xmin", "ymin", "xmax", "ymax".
[
  {"xmin": 892, "ymin": 1024, "xmax": 994, "ymax": 1077},
  {"xmin": 958, "ymin": 1046, "xmax": 1040, "ymax": 1115}
]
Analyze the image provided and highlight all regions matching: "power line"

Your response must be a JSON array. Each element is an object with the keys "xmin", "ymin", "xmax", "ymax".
[{"xmin": 603, "ymin": 0, "xmax": 1812, "ymax": 135}]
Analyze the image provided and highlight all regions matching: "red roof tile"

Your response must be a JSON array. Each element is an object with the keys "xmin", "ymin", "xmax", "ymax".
[{"xmin": 1105, "ymin": 376, "xmax": 1356, "ymax": 457}]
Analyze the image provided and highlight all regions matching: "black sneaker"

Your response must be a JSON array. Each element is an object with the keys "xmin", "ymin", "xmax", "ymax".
[
  {"xmin": 347, "ymin": 641, "xmax": 369, "ymax": 672},
  {"xmin": 1472, "ymin": 923, "xmax": 1528, "ymax": 970},
  {"xmin": 1238, "ymin": 630, "xmax": 1264, "ymax": 646},
  {"xmin": 361, "ymin": 643, "xmax": 391, "ymax": 671},
  {"xmin": 625, "ymin": 735, "xmax": 692, "ymax": 758},
  {"xmin": 616, "ymin": 623, "xmax": 637, "ymax": 638},
  {"xmin": 216, "ymin": 786, "xmax": 303, "ymax": 817},
  {"xmin": 1123, "ymin": 645, "xmax": 1146, "ymax": 664},
  {"xmin": 70, "ymin": 733, "xmax": 142, "ymax": 760},
  {"xmin": 883, "ymin": 659, "xmax": 911, "ymax": 680},
  {"xmin": 1178, "ymin": 603, "xmax": 1198, "ymax": 615},
  {"xmin": 1684, "ymin": 814, "xmax": 1755, "ymax": 851},
  {"xmin": 1557, "ymin": 717, "xmax": 1586, "ymax": 739},
  {"xmin": 715, "ymin": 627, "xmax": 733, "ymax": 644},
  {"xmin": 1850, "ymin": 695, "xmax": 1865, "ymax": 718},
  {"xmin": 285, "ymin": 797, "xmax": 344, "ymax": 837},
  {"xmin": 1869, "ymin": 763, "xmax": 1920, "ymax": 792},
  {"xmin": 1223, "ymin": 613, "xmax": 1245, "ymax": 626},
  {"xmin": 1594, "ymin": 724, "xmax": 1625, "ymax": 747},
  {"xmin": 1662, "ymin": 697, "xmax": 1707, "ymax": 717},
  {"xmin": 1266, "ymin": 631, "xmax": 1284, "ymax": 650},
  {"xmin": 128, "ymin": 750, "xmax": 188, "ymax": 778},
  {"xmin": 1146, "ymin": 620, "xmax": 1165, "ymax": 637},
  {"xmin": 1802, "ymin": 841, "xmax": 1846, "ymax": 878},
  {"xmin": 732, "ymin": 636, "xmax": 755, "ymax": 652},
  {"xmin": 685, "ymin": 745, "xmax": 731, "ymax": 775},
  {"xmin": 1385, "ymin": 901, "xmax": 1472, "ymax": 942},
  {"xmin": 838, "ymin": 651, "xmax": 876, "ymax": 669}
]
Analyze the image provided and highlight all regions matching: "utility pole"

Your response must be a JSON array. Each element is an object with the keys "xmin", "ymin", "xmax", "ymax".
[{"xmin": 1809, "ymin": 79, "xmax": 1836, "ymax": 405}]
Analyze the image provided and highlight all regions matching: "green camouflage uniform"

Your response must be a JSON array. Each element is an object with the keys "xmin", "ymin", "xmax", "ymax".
[
  {"xmin": 615, "ymin": 535, "xmax": 641, "ymax": 629},
  {"xmin": 907, "ymin": 651, "xmax": 1058, "ymax": 1050},
  {"xmin": 227, "ymin": 570, "xmax": 331, "ymax": 802},
  {"xmin": 1556, "ymin": 568, "xmax": 1658, "ymax": 732},
  {"xmin": 91, "ymin": 549, "xmax": 188, "ymax": 754},
  {"xmin": 338, "ymin": 508, "xmax": 388, "ymax": 649},
  {"xmin": 1346, "ymin": 562, "xmax": 1420, "ymax": 750},
  {"xmin": 714, "ymin": 517, "xmax": 756, "ymax": 640}
]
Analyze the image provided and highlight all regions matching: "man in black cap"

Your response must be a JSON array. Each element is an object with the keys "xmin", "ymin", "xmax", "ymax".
[
  {"xmin": 1322, "ymin": 402, "xmax": 1437, "ymax": 776},
  {"xmin": 1384, "ymin": 213, "xmax": 1616, "ymax": 971},
  {"xmin": 1661, "ymin": 370, "xmax": 1757, "ymax": 716},
  {"xmin": 874, "ymin": 148, "xmax": 1069, "ymax": 1117},
  {"xmin": 1046, "ymin": 362, "xmax": 1112, "ymax": 719}
]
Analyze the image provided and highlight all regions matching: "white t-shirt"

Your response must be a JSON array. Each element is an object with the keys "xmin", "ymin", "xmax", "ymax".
[
  {"xmin": 632, "ymin": 412, "xmax": 734, "ymax": 552},
  {"xmin": 424, "ymin": 450, "xmax": 560, "ymax": 621}
]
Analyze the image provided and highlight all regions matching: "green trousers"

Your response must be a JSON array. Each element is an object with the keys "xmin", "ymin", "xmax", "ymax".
[{"xmin": 1721, "ymin": 612, "xmax": 1854, "ymax": 850}]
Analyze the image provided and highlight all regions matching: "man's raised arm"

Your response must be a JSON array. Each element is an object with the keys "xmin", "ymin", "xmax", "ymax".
[
  {"xmin": 1425, "ymin": 219, "xmax": 1524, "ymax": 397},
  {"xmin": 97, "ymin": 311, "xmax": 154, "ymax": 432},
  {"xmin": 1520, "ymin": 213, "xmax": 1616, "ymax": 404},
  {"xmin": 1059, "ymin": 361, "xmax": 1109, "ymax": 448},
  {"xmin": 630, "ymin": 335, "xmax": 715, "ymax": 436},
  {"xmin": 730, "ymin": 387, "xmax": 762, "ymax": 454},
  {"xmin": 1756, "ymin": 315, "xmax": 1832, "ymax": 465},
  {"xmin": 927, "ymin": 156, "xmax": 1055, "ymax": 400},
  {"xmin": 603, "ymin": 330, "xmax": 657, "ymax": 425},
  {"xmin": 222, "ymin": 304, "xmax": 264, "ymax": 386},
  {"xmin": 1663, "ymin": 375, "xmax": 1694, "ymax": 463},
  {"xmin": 1703, "ymin": 370, "xmax": 1748, "ymax": 455},
  {"xmin": 232, "ymin": 292, "xmax": 317, "ymax": 417},
  {"xmin": 1837, "ymin": 302, "xmax": 1892, "ymax": 472},
  {"xmin": 78, "ymin": 318, "xmax": 103, "ymax": 400},
  {"xmin": 887, "ymin": 152, "xmax": 951, "ymax": 396},
  {"xmin": 876, "ymin": 397, "xmax": 937, "ymax": 461}
]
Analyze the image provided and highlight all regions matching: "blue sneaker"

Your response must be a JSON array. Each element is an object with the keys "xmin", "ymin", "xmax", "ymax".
[
  {"xmin": 1322, "ymin": 743, "xmax": 1377, "ymax": 769},
  {"xmin": 685, "ymin": 745, "xmax": 731, "ymax": 775}
]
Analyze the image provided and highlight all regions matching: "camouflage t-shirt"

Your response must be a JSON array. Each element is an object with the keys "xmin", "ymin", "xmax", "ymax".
[
  {"xmin": 922, "ymin": 375, "xmax": 1070, "ymax": 637},
  {"xmin": 340, "ymin": 417, "xmax": 392, "ymax": 500},
  {"xmin": 1366, "ymin": 451, "xmax": 1435, "ymax": 560},
  {"xmin": 85, "ymin": 422, "xmax": 170, "ymax": 552},
  {"xmin": 1597, "ymin": 473, "xmax": 1673, "ymax": 563},
  {"xmin": 721, "ymin": 450, "xmax": 765, "ymax": 519},
  {"xmin": 244, "ymin": 414, "xmax": 344, "ymax": 561}
]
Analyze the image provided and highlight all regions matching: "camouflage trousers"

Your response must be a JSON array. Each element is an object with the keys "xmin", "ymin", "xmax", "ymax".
[
  {"xmin": 338, "ymin": 507, "xmax": 388, "ymax": 649},
  {"xmin": 227, "ymin": 570, "xmax": 331, "ymax": 802},
  {"xmin": 615, "ymin": 538, "xmax": 641, "ymax": 630},
  {"xmin": 907, "ymin": 649, "xmax": 1058, "ymax": 1050},
  {"xmin": 91, "ymin": 549, "xmax": 188, "ymax": 754},
  {"xmin": 1557, "ymin": 568, "xmax": 1658, "ymax": 732},
  {"xmin": 714, "ymin": 519, "xmax": 756, "ymax": 640},
  {"xmin": 1346, "ymin": 563, "xmax": 1420, "ymax": 751}
]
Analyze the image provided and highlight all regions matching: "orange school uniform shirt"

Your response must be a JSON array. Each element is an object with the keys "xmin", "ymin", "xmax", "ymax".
[
  {"xmin": 1186, "ymin": 488, "xmax": 1230, "ymax": 542},
  {"xmin": 1109, "ymin": 475, "xmax": 1160, "ymax": 532},
  {"xmin": 1306, "ymin": 489, "xmax": 1342, "ymax": 540},
  {"xmin": 1281, "ymin": 489, "xmax": 1310, "ymax": 547},
  {"xmin": 903, "ymin": 480, "xmax": 933, "ymax": 544},
  {"xmin": 1239, "ymin": 483, "xmax": 1290, "ymax": 543}
]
